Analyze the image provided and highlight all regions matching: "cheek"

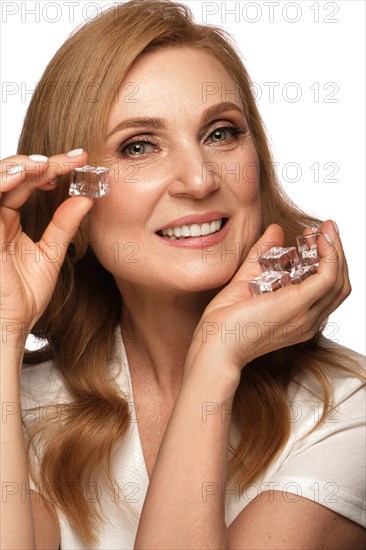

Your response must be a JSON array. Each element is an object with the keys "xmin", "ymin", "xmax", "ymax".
[
  {"xmin": 88, "ymin": 180, "xmax": 159, "ymax": 273},
  {"xmin": 89, "ymin": 181, "xmax": 150, "ymax": 235},
  {"xmin": 229, "ymin": 147, "xmax": 261, "ymax": 205},
  {"xmin": 88, "ymin": 206, "xmax": 140, "ymax": 277},
  {"xmin": 229, "ymin": 148, "xmax": 262, "ymax": 242},
  {"xmin": 88, "ymin": 193, "xmax": 134, "ymax": 265}
]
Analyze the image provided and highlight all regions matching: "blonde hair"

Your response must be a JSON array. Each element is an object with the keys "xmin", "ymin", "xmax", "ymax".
[{"xmin": 19, "ymin": 0, "xmax": 364, "ymax": 545}]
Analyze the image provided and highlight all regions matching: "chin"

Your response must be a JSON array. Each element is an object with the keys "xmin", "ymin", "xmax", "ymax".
[{"xmin": 167, "ymin": 268, "xmax": 235, "ymax": 293}]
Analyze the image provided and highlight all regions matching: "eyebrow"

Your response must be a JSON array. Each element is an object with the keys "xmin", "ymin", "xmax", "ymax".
[{"xmin": 106, "ymin": 101, "xmax": 245, "ymax": 139}]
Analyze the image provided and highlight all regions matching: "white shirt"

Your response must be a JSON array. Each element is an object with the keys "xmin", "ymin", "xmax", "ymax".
[{"xmin": 20, "ymin": 331, "xmax": 366, "ymax": 549}]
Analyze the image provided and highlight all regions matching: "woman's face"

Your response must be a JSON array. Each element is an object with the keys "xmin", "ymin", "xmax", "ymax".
[{"xmin": 89, "ymin": 46, "xmax": 262, "ymax": 294}]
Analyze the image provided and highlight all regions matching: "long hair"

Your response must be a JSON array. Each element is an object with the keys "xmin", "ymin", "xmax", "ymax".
[{"xmin": 19, "ymin": 0, "xmax": 364, "ymax": 545}]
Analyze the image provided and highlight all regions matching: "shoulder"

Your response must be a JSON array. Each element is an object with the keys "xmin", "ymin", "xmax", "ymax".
[
  {"xmin": 228, "ymin": 340, "xmax": 366, "ymax": 546},
  {"xmin": 285, "ymin": 337, "xmax": 365, "ymax": 457},
  {"xmin": 226, "ymin": 339, "xmax": 366, "ymax": 529},
  {"xmin": 271, "ymin": 339, "xmax": 365, "ymax": 527},
  {"xmin": 315, "ymin": 335, "xmax": 364, "ymax": 367},
  {"xmin": 289, "ymin": 337, "xmax": 365, "ymax": 409}
]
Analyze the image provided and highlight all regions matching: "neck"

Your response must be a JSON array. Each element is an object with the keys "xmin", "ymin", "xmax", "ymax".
[{"xmin": 118, "ymin": 283, "xmax": 218, "ymax": 396}]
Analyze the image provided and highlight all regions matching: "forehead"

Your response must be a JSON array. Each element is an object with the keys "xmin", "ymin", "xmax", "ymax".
[{"xmin": 108, "ymin": 46, "xmax": 242, "ymax": 123}]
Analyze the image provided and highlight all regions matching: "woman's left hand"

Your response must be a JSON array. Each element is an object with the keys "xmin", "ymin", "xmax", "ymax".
[{"xmin": 187, "ymin": 220, "xmax": 350, "ymax": 382}]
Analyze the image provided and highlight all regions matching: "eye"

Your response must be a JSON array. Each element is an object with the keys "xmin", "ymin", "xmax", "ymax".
[
  {"xmin": 122, "ymin": 141, "xmax": 154, "ymax": 157},
  {"xmin": 117, "ymin": 138, "xmax": 157, "ymax": 157},
  {"xmin": 206, "ymin": 125, "xmax": 245, "ymax": 144}
]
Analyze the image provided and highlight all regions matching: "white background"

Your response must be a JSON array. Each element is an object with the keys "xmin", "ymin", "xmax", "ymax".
[{"xmin": 1, "ymin": 0, "xmax": 365, "ymax": 354}]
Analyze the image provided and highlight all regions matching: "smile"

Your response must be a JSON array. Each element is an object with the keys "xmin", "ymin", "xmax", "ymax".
[{"xmin": 157, "ymin": 218, "xmax": 228, "ymax": 240}]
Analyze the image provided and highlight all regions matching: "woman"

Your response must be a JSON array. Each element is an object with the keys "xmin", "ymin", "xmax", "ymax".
[{"xmin": 1, "ymin": 1, "xmax": 365, "ymax": 548}]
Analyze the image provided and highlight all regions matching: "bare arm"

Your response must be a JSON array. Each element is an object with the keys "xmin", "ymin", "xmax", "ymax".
[
  {"xmin": 1, "ymin": 342, "xmax": 61, "ymax": 550},
  {"xmin": 1, "ymin": 343, "xmax": 37, "ymax": 549},
  {"xmin": 135, "ymin": 374, "xmax": 365, "ymax": 550},
  {"xmin": 0, "ymin": 150, "xmax": 92, "ymax": 549},
  {"xmin": 134, "ymin": 221, "xmax": 358, "ymax": 549},
  {"xmin": 134, "ymin": 353, "xmax": 239, "ymax": 549},
  {"xmin": 229, "ymin": 490, "xmax": 366, "ymax": 550}
]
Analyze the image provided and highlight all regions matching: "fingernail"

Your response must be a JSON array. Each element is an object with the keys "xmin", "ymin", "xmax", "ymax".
[
  {"xmin": 332, "ymin": 220, "xmax": 340, "ymax": 235},
  {"xmin": 311, "ymin": 226, "xmax": 319, "ymax": 233},
  {"xmin": 28, "ymin": 154, "xmax": 48, "ymax": 163},
  {"xmin": 49, "ymin": 179, "xmax": 58, "ymax": 185},
  {"xmin": 67, "ymin": 148, "xmax": 83, "ymax": 157},
  {"xmin": 324, "ymin": 233, "xmax": 333, "ymax": 243},
  {"xmin": 6, "ymin": 164, "xmax": 24, "ymax": 175}
]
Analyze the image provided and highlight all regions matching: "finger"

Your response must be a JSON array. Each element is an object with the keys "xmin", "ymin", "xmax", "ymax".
[
  {"xmin": 318, "ymin": 219, "xmax": 346, "ymax": 276},
  {"xmin": 0, "ymin": 150, "xmax": 87, "ymax": 210},
  {"xmin": 38, "ymin": 196, "xmax": 94, "ymax": 267},
  {"xmin": 243, "ymin": 229, "xmax": 342, "ymax": 329},
  {"xmin": 313, "ymin": 279, "xmax": 350, "ymax": 336},
  {"xmin": 232, "ymin": 224, "xmax": 285, "ymax": 283},
  {"xmin": 309, "ymin": 222, "xmax": 351, "ymax": 319},
  {"xmin": 317, "ymin": 221, "xmax": 347, "ymax": 298},
  {"xmin": 294, "ymin": 231, "xmax": 348, "ymax": 318},
  {"xmin": 0, "ymin": 156, "xmax": 43, "ymax": 194},
  {"xmin": 298, "ymin": 220, "xmax": 345, "ymax": 282},
  {"xmin": 0, "ymin": 154, "xmax": 57, "ymax": 192},
  {"xmin": 0, "ymin": 150, "xmax": 86, "ymax": 187}
]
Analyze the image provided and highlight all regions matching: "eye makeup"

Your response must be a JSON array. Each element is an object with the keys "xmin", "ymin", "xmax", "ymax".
[
  {"xmin": 117, "ymin": 135, "xmax": 159, "ymax": 157},
  {"xmin": 115, "ymin": 122, "xmax": 247, "ymax": 159}
]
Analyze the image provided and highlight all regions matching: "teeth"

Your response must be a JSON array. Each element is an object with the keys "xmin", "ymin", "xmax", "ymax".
[
  {"xmin": 190, "ymin": 224, "xmax": 201, "ymax": 237},
  {"xmin": 159, "ymin": 218, "xmax": 225, "ymax": 240},
  {"xmin": 181, "ymin": 225, "xmax": 190, "ymax": 237}
]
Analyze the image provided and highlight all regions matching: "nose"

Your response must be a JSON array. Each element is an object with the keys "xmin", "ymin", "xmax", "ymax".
[{"xmin": 166, "ymin": 142, "xmax": 221, "ymax": 199}]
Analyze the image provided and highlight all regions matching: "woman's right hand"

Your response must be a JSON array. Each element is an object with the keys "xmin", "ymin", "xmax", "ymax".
[{"xmin": 0, "ymin": 149, "xmax": 93, "ymax": 348}]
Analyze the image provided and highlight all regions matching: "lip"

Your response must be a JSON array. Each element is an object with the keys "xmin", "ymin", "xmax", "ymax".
[
  {"xmin": 155, "ymin": 217, "xmax": 231, "ymax": 249},
  {"xmin": 156, "ymin": 211, "xmax": 229, "ymax": 232}
]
